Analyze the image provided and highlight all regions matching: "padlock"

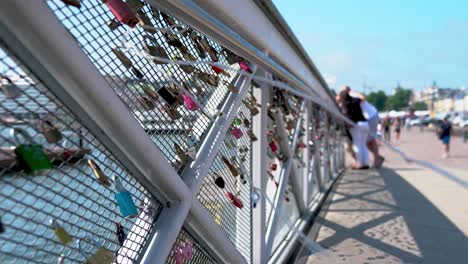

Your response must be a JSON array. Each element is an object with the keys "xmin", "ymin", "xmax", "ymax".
[
  {"xmin": 111, "ymin": 48, "xmax": 133, "ymax": 69},
  {"xmin": 211, "ymin": 65, "xmax": 224, "ymax": 75},
  {"xmin": 251, "ymin": 188, "xmax": 261, "ymax": 208},
  {"xmin": 143, "ymin": 36, "xmax": 168, "ymax": 64},
  {"xmin": 12, "ymin": 128, "xmax": 52, "ymax": 173},
  {"xmin": 107, "ymin": 19, "xmax": 121, "ymax": 30},
  {"xmin": 225, "ymin": 192, "xmax": 243, "ymax": 209},
  {"xmin": 164, "ymin": 32, "xmax": 185, "ymax": 49},
  {"xmin": 239, "ymin": 174, "xmax": 247, "ymax": 185},
  {"xmin": 0, "ymin": 215, "xmax": 4, "ymax": 234},
  {"xmin": 181, "ymin": 50, "xmax": 197, "ymax": 61},
  {"xmin": 239, "ymin": 112, "xmax": 250, "ymax": 127},
  {"xmin": 221, "ymin": 155, "xmax": 239, "ymax": 177},
  {"xmin": 39, "ymin": 120, "xmax": 62, "ymax": 143},
  {"xmin": 270, "ymin": 163, "xmax": 278, "ymax": 171},
  {"xmin": 224, "ymin": 79, "xmax": 238, "ymax": 93},
  {"xmin": 222, "ymin": 49, "xmax": 239, "ymax": 65},
  {"xmin": 131, "ymin": 67, "xmax": 144, "ymax": 79},
  {"xmin": 238, "ymin": 60, "xmax": 252, "ymax": 73},
  {"xmin": 213, "ymin": 173, "xmax": 225, "ymax": 188},
  {"xmin": 174, "ymin": 242, "xmax": 193, "ymax": 264},
  {"xmin": 163, "ymin": 105, "xmax": 182, "ymax": 120},
  {"xmin": 167, "ymin": 83, "xmax": 184, "ymax": 105},
  {"xmin": 61, "ymin": 0, "xmax": 81, "ymax": 8},
  {"xmin": 174, "ymin": 142, "xmax": 189, "ymax": 164},
  {"xmin": 185, "ymin": 133, "xmax": 197, "ymax": 160},
  {"xmin": 140, "ymin": 96, "xmax": 156, "ymax": 111},
  {"xmin": 189, "ymin": 31, "xmax": 206, "ymax": 58},
  {"xmin": 136, "ymin": 11, "xmax": 157, "ymax": 34},
  {"xmin": 78, "ymin": 238, "xmax": 114, "ymax": 264},
  {"xmin": 243, "ymin": 100, "xmax": 259, "ymax": 116},
  {"xmin": 113, "ymin": 175, "xmax": 138, "ymax": 218},
  {"xmin": 269, "ymin": 139, "xmax": 278, "ymax": 153},
  {"xmin": 115, "ymin": 221, "xmax": 126, "ymax": 246},
  {"xmin": 232, "ymin": 118, "xmax": 242, "ymax": 127},
  {"xmin": 160, "ymin": 11, "xmax": 178, "ymax": 28},
  {"xmin": 247, "ymin": 129, "xmax": 258, "ymax": 141},
  {"xmin": 173, "ymin": 55, "xmax": 196, "ymax": 74},
  {"xmin": 196, "ymin": 72, "xmax": 218, "ymax": 86},
  {"xmin": 50, "ymin": 219, "xmax": 73, "ymax": 245},
  {"xmin": 182, "ymin": 93, "xmax": 199, "ymax": 111},
  {"xmin": 102, "ymin": 0, "xmax": 138, "ymax": 28},
  {"xmin": 141, "ymin": 84, "xmax": 159, "ymax": 101},
  {"xmin": 199, "ymin": 37, "xmax": 218, "ymax": 61},
  {"xmin": 87, "ymin": 159, "xmax": 111, "ymax": 187},
  {"xmin": 231, "ymin": 127, "xmax": 243, "ymax": 139},
  {"xmin": 126, "ymin": 0, "xmax": 144, "ymax": 13},
  {"xmin": 1, "ymin": 76, "xmax": 22, "ymax": 99}
]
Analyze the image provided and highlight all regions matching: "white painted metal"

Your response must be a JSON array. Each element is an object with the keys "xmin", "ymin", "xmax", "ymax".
[{"xmin": 181, "ymin": 66, "xmax": 257, "ymax": 193}]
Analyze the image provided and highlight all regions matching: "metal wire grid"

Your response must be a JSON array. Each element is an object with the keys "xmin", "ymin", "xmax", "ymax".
[
  {"xmin": 0, "ymin": 42, "xmax": 162, "ymax": 263},
  {"xmin": 47, "ymin": 0, "xmax": 240, "ymax": 174},
  {"xmin": 196, "ymin": 86, "xmax": 255, "ymax": 263},
  {"xmin": 165, "ymin": 228, "xmax": 217, "ymax": 264}
]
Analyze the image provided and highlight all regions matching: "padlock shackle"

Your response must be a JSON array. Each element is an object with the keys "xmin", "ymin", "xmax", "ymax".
[
  {"xmin": 0, "ymin": 76, "xmax": 13, "ymax": 85},
  {"xmin": 142, "ymin": 35, "xmax": 158, "ymax": 51},
  {"xmin": 10, "ymin": 127, "xmax": 34, "ymax": 145}
]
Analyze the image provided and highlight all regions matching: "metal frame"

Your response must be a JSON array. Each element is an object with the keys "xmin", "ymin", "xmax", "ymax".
[{"xmin": 0, "ymin": 0, "xmax": 350, "ymax": 263}]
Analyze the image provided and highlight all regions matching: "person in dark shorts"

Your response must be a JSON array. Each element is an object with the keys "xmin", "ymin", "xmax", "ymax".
[
  {"xmin": 438, "ymin": 117, "xmax": 452, "ymax": 158},
  {"xmin": 382, "ymin": 116, "xmax": 391, "ymax": 141},
  {"xmin": 394, "ymin": 118, "xmax": 401, "ymax": 142}
]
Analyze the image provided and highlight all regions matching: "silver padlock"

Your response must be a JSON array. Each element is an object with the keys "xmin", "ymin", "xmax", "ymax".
[
  {"xmin": 143, "ymin": 36, "xmax": 169, "ymax": 64},
  {"xmin": 1, "ymin": 76, "xmax": 21, "ymax": 99}
]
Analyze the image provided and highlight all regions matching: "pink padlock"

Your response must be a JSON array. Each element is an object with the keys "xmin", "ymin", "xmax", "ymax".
[
  {"xmin": 238, "ymin": 60, "xmax": 252, "ymax": 73},
  {"xmin": 231, "ymin": 127, "xmax": 243, "ymax": 139},
  {"xmin": 182, "ymin": 93, "xmax": 200, "ymax": 111},
  {"xmin": 174, "ymin": 242, "xmax": 193, "ymax": 264},
  {"xmin": 103, "ymin": 0, "xmax": 138, "ymax": 28}
]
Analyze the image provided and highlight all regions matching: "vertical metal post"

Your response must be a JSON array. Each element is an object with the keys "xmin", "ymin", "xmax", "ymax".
[
  {"xmin": 252, "ymin": 69, "xmax": 270, "ymax": 264},
  {"xmin": 302, "ymin": 102, "xmax": 311, "ymax": 207}
]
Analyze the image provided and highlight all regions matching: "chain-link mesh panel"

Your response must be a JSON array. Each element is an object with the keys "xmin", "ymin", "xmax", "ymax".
[
  {"xmin": 196, "ymin": 85, "xmax": 255, "ymax": 263},
  {"xmin": 0, "ymin": 39, "xmax": 162, "ymax": 263},
  {"xmin": 47, "ymin": 0, "xmax": 242, "ymax": 174},
  {"xmin": 165, "ymin": 228, "xmax": 217, "ymax": 264}
]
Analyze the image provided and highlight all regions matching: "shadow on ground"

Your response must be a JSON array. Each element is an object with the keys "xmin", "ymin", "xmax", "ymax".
[{"xmin": 294, "ymin": 168, "xmax": 468, "ymax": 264}]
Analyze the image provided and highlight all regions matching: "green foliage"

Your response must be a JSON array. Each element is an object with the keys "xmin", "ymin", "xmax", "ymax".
[
  {"xmin": 413, "ymin": 101, "xmax": 428, "ymax": 111},
  {"xmin": 385, "ymin": 89, "xmax": 412, "ymax": 111},
  {"xmin": 366, "ymin": 91, "xmax": 387, "ymax": 111}
]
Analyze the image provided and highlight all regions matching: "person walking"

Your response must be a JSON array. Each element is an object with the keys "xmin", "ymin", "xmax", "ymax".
[
  {"xmin": 382, "ymin": 116, "xmax": 391, "ymax": 141},
  {"xmin": 394, "ymin": 118, "xmax": 401, "ymax": 142},
  {"xmin": 348, "ymin": 88, "xmax": 385, "ymax": 168},
  {"xmin": 338, "ymin": 88, "xmax": 370, "ymax": 169},
  {"xmin": 437, "ymin": 117, "xmax": 452, "ymax": 158}
]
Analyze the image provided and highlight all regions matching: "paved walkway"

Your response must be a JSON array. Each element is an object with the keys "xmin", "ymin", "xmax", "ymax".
[{"xmin": 296, "ymin": 129, "xmax": 468, "ymax": 263}]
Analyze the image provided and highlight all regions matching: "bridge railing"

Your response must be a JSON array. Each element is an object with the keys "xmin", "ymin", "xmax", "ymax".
[{"xmin": 0, "ymin": 1, "xmax": 347, "ymax": 263}]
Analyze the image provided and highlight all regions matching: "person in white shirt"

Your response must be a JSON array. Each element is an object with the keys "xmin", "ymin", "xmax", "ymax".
[{"xmin": 348, "ymin": 87, "xmax": 385, "ymax": 168}]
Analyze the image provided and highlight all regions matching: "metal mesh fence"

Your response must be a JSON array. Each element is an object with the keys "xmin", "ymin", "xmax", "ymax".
[
  {"xmin": 196, "ymin": 85, "xmax": 255, "ymax": 263},
  {"xmin": 47, "ymin": 0, "xmax": 240, "ymax": 174},
  {"xmin": 165, "ymin": 228, "xmax": 217, "ymax": 264},
  {"xmin": 0, "ymin": 40, "xmax": 162, "ymax": 263}
]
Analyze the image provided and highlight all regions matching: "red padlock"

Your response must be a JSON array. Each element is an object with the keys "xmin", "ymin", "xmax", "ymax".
[
  {"xmin": 225, "ymin": 192, "xmax": 243, "ymax": 209},
  {"xmin": 269, "ymin": 141, "xmax": 278, "ymax": 153},
  {"xmin": 211, "ymin": 65, "xmax": 224, "ymax": 75},
  {"xmin": 103, "ymin": 0, "xmax": 138, "ymax": 28},
  {"xmin": 270, "ymin": 163, "xmax": 278, "ymax": 171}
]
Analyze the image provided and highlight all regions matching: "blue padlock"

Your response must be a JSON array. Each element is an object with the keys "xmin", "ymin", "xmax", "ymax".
[{"xmin": 113, "ymin": 175, "xmax": 138, "ymax": 218}]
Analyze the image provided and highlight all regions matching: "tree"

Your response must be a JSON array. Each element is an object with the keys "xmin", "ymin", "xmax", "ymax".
[
  {"xmin": 366, "ymin": 91, "xmax": 387, "ymax": 111},
  {"xmin": 386, "ymin": 89, "xmax": 412, "ymax": 111},
  {"xmin": 413, "ymin": 101, "xmax": 428, "ymax": 111}
]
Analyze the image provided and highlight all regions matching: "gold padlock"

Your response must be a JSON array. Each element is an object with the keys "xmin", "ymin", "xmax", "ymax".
[
  {"xmin": 111, "ymin": 48, "xmax": 133, "ymax": 69},
  {"xmin": 136, "ymin": 11, "xmax": 157, "ymax": 34},
  {"xmin": 221, "ymin": 155, "xmax": 239, "ymax": 177},
  {"xmin": 87, "ymin": 159, "xmax": 111, "ymax": 187},
  {"xmin": 39, "ymin": 120, "xmax": 63, "ymax": 143},
  {"xmin": 174, "ymin": 55, "xmax": 196, "ymax": 74},
  {"xmin": 143, "ymin": 36, "xmax": 169, "ymax": 64},
  {"xmin": 141, "ymin": 84, "xmax": 159, "ymax": 101},
  {"xmin": 196, "ymin": 72, "xmax": 218, "ymax": 86},
  {"xmin": 199, "ymin": 37, "xmax": 218, "ymax": 62},
  {"xmin": 78, "ymin": 238, "xmax": 114, "ymax": 264}
]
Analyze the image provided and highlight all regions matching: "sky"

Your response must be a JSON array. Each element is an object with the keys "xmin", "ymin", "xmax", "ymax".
[{"xmin": 273, "ymin": 0, "xmax": 468, "ymax": 94}]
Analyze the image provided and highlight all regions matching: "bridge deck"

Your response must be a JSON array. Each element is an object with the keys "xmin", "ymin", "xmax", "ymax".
[{"xmin": 297, "ymin": 129, "xmax": 468, "ymax": 264}]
